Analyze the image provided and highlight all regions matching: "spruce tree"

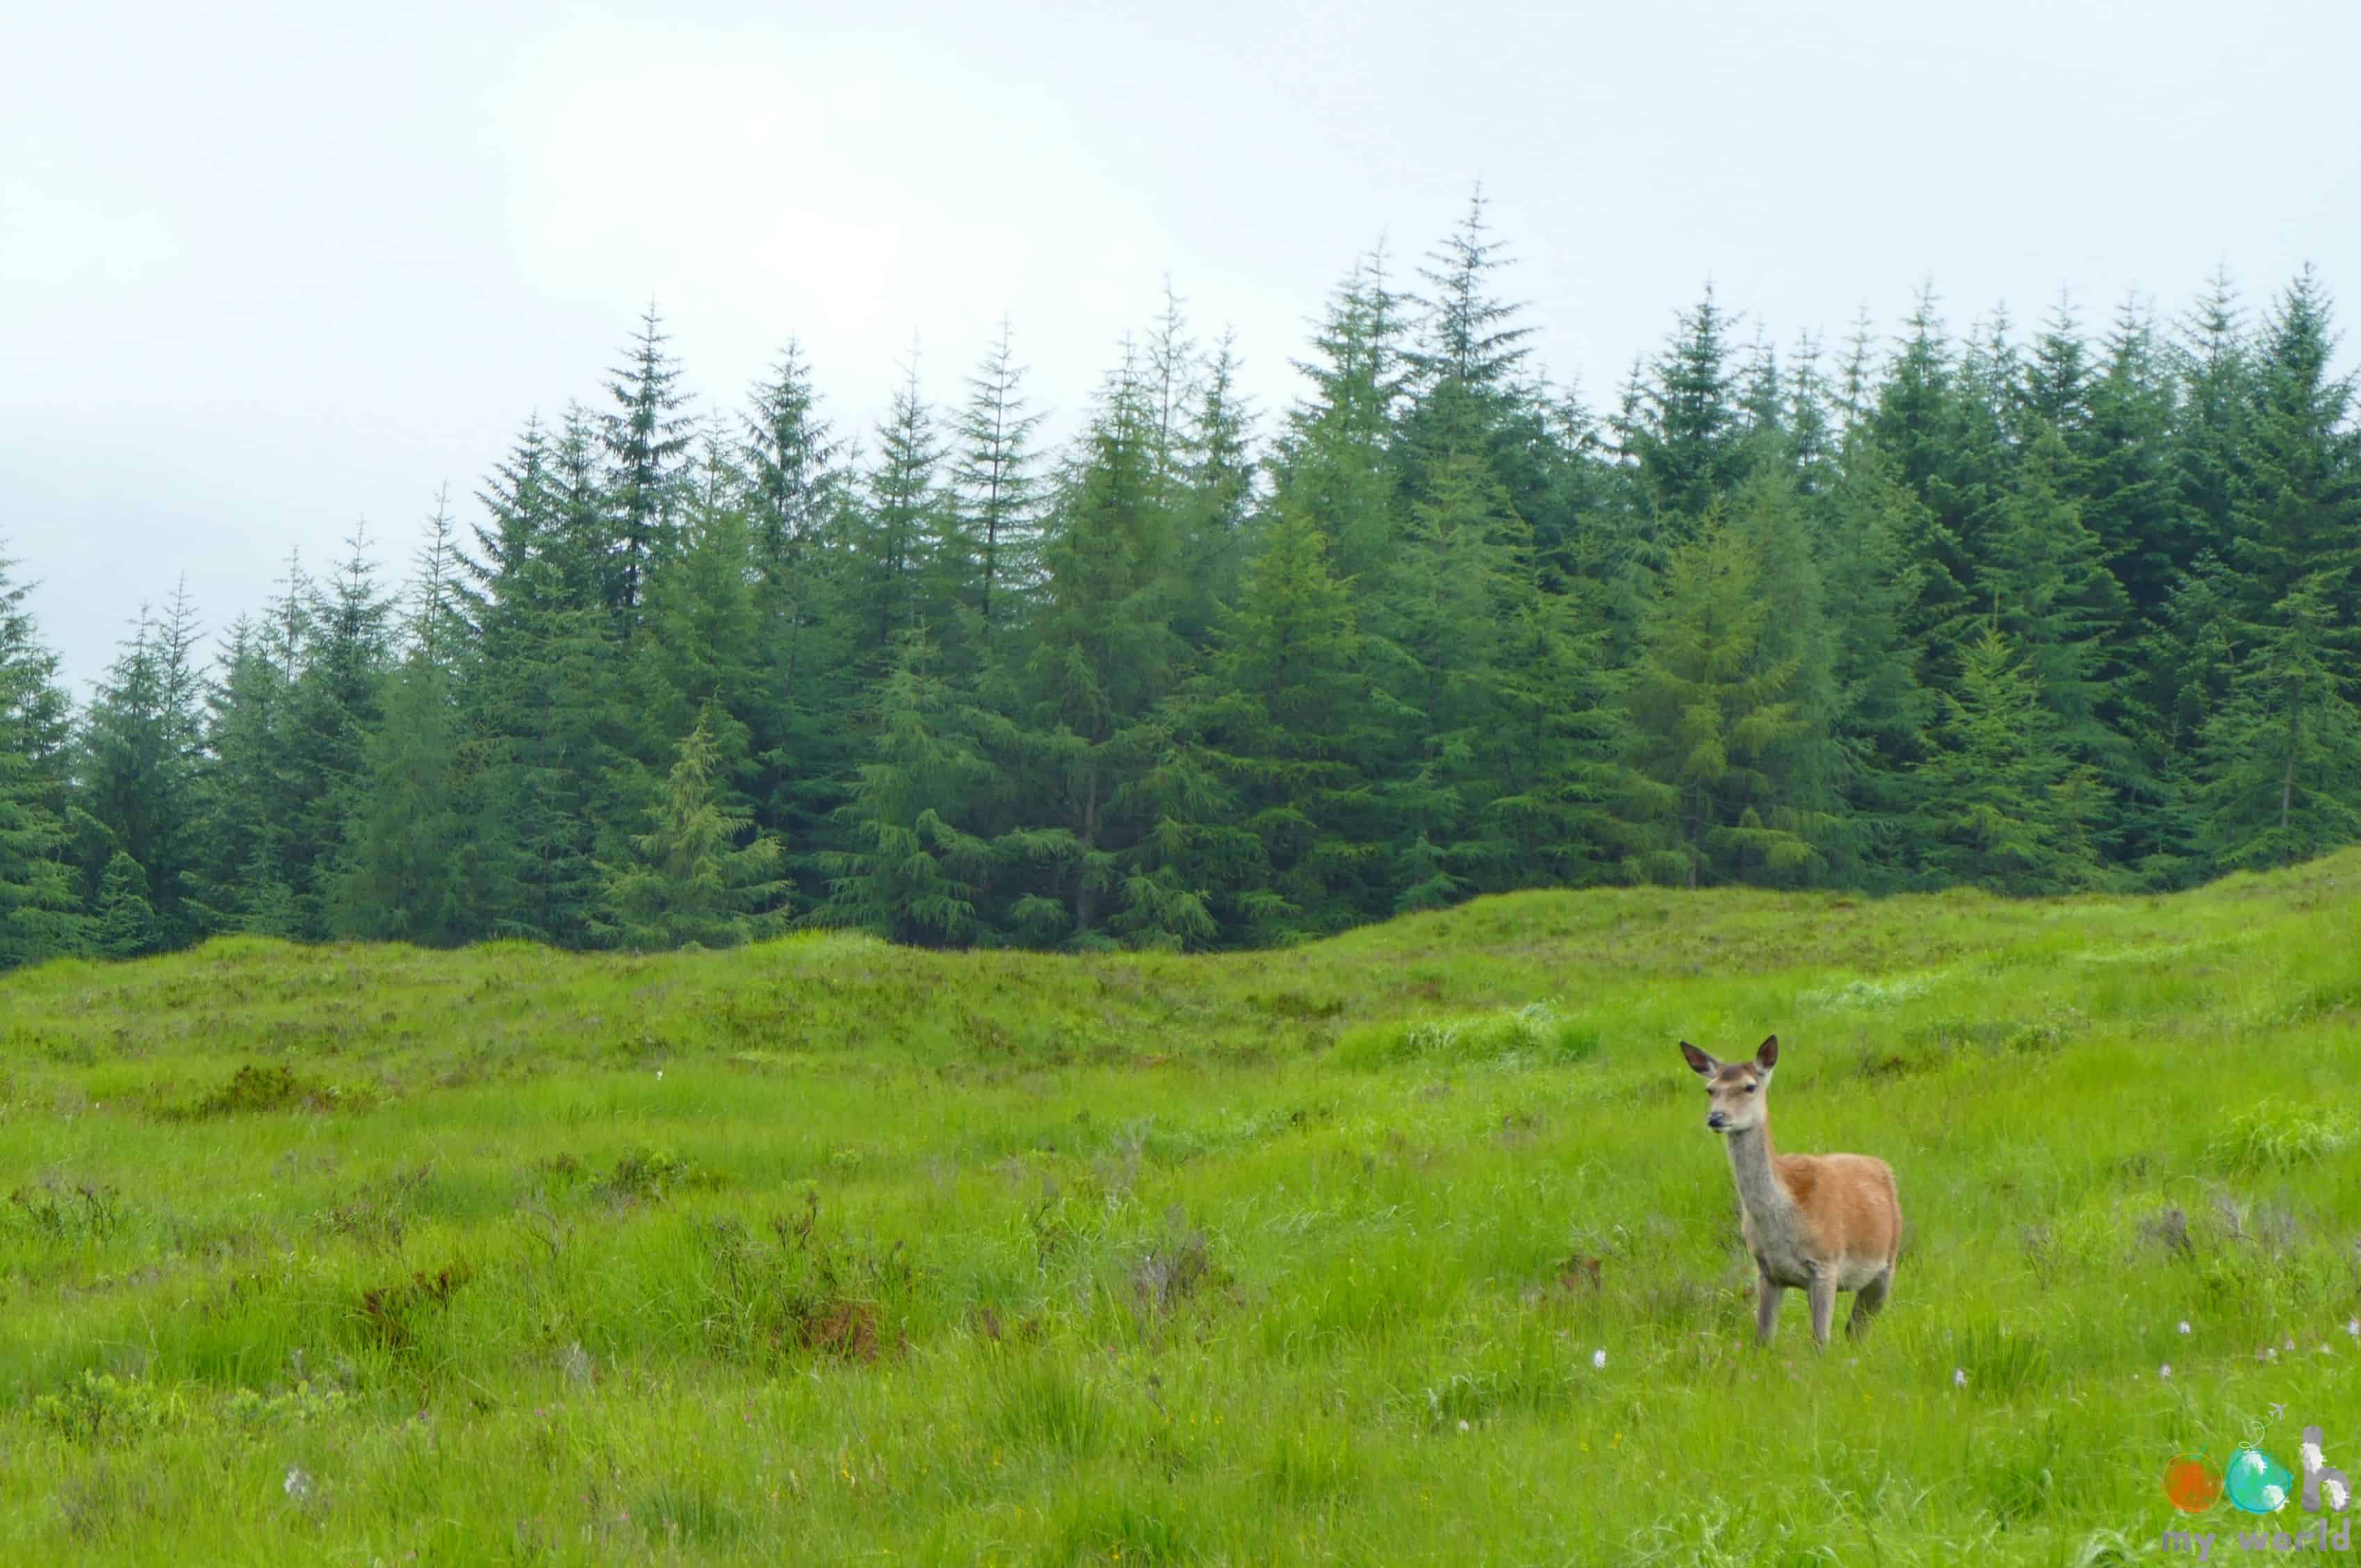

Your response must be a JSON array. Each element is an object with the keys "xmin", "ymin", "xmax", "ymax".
[
  {"xmin": 78, "ymin": 585, "xmax": 208, "ymax": 947},
  {"xmin": 1008, "ymin": 352, "xmax": 1186, "ymax": 945},
  {"xmin": 2193, "ymin": 577, "xmax": 2361, "ymax": 869},
  {"xmin": 1621, "ymin": 505, "xmax": 1829, "ymax": 886},
  {"xmin": 853, "ymin": 352, "xmax": 949, "ymax": 665},
  {"xmin": 737, "ymin": 342, "xmax": 856, "ymax": 872},
  {"xmin": 282, "ymin": 524, "xmax": 394, "ymax": 934},
  {"xmin": 1177, "ymin": 482, "xmax": 1377, "ymax": 940},
  {"xmin": 1914, "ymin": 625, "xmax": 2108, "ymax": 894},
  {"xmin": 598, "ymin": 304, "xmax": 697, "ymax": 621},
  {"xmin": 819, "ymin": 632, "xmax": 997, "ymax": 945},
  {"xmin": 1808, "ymin": 440, "xmax": 1934, "ymax": 869},
  {"xmin": 94, "ymin": 850, "xmax": 163, "ymax": 959},
  {"xmin": 596, "ymin": 708, "xmax": 785, "ymax": 950},
  {"xmin": 949, "ymin": 320, "xmax": 1044, "ymax": 639},
  {"xmin": 0, "ymin": 548, "xmax": 84, "ymax": 968},
  {"xmin": 1624, "ymin": 287, "xmax": 1746, "ymax": 530},
  {"xmin": 1276, "ymin": 248, "xmax": 1410, "ymax": 592},
  {"xmin": 464, "ymin": 428, "xmax": 621, "ymax": 945}
]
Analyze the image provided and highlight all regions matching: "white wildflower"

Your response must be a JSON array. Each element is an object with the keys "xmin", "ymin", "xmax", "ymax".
[
  {"xmin": 283, "ymin": 1466, "xmax": 313, "ymax": 1503},
  {"xmin": 2348, "ymin": 1317, "xmax": 2359, "ymax": 1339},
  {"xmin": 2285, "ymin": 1337, "xmax": 2296, "ymax": 1352},
  {"xmin": 2302, "ymin": 1440, "xmax": 2325, "ymax": 1474},
  {"xmin": 656, "ymin": 1070, "xmax": 664, "ymax": 1080},
  {"xmin": 2326, "ymin": 1477, "xmax": 2350, "ymax": 1511},
  {"xmin": 2261, "ymin": 1483, "xmax": 2288, "ymax": 1512},
  {"xmin": 1592, "ymin": 1348, "xmax": 1607, "ymax": 1371},
  {"xmin": 2178, "ymin": 1320, "xmax": 2191, "ymax": 1334},
  {"xmin": 2159, "ymin": 1364, "xmax": 2173, "ymax": 1378},
  {"xmin": 1952, "ymin": 1368, "xmax": 1967, "ymax": 1388}
]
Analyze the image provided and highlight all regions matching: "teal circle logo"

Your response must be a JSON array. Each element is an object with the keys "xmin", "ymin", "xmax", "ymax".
[{"xmin": 2225, "ymin": 1446, "xmax": 2295, "ymax": 1514}]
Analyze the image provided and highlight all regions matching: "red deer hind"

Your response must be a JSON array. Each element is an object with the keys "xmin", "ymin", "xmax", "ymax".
[{"xmin": 1681, "ymin": 1035, "xmax": 1902, "ymax": 1348}]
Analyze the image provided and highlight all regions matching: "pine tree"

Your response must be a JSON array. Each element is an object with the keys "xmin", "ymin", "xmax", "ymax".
[
  {"xmin": 197, "ymin": 615, "xmax": 300, "ymax": 933},
  {"xmin": 2171, "ymin": 268, "xmax": 2248, "ymax": 571},
  {"xmin": 329, "ymin": 645, "xmax": 469, "ymax": 942},
  {"xmin": 949, "ymin": 320, "xmax": 1044, "ymax": 639},
  {"xmin": 1808, "ymin": 440, "xmax": 1934, "ymax": 870},
  {"xmin": 2187, "ymin": 269, "xmax": 2361, "ymax": 870},
  {"xmin": 1621, "ymin": 505, "xmax": 1829, "ymax": 886},
  {"xmin": 1624, "ymin": 286, "xmax": 1747, "ymax": 529},
  {"xmin": 78, "ymin": 584, "xmax": 208, "ymax": 947},
  {"xmin": 0, "ymin": 740, "xmax": 85, "ymax": 968},
  {"xmin": 596, "ymin": 708, "xmax": 786, "ymax": 950},
  {"xmin": 1276, "ymin": 248, "xmax": 1410, "ymax": 591},
  {"xmin": 741, "ymin": 341, "xmax": 847, "ymax": 582},
  {"xmin": 1008, "ymin": 352, "xmax": 1186, "ymax": 945},
  {"xmin": 819, "ymin": 632, "xmax": 997, "ymax": 945},
  {"xmin": 409, "ymin": 485, "xmax": 474, "ymax": 671},
  {"xmin": 282, "ymin": 524, "xmax": 394, "ymax": 934},
  {"xmin": 2075, "ymin": 298, "xmax": 2183, "ymax": 621},
  {"xmin": 1784, "ymin": 333, "xmax": 1840, "ymax": 496},
  {"xmin": 2020, "ymin": 293, "xmax": 2093, "ymax": 439},
  {"xmin": 1168, "ymin": 329, "xmax": 1258, "ymax": 651},
  {"xmin": 2228, "ymin": 268, "xmax": 2361, "ymax": 626},
  {"xmin": 737, "ymin": 342, "xmax": 856, "ymax": 872},
  {"xmin": 853, "ymin": 351, "xmax": 948, "ymax": 664},
  {"xmin": 1978, "ymin": 423, "xmax": 2134, "ymax": 782},
  {"xmin": 0, "ymin": 547, "xmax": 84, "ymax": 968},
  {"xmin": 94, "ymin": 851, "xmax": 162, "ymax": 959},
  {"xmin": 2193, "ymin": 577, "xmax": 2361, "ymax": 869},
  {"xmin": 1913, "ymin": 626, "xmax": 2108, "ymax": 894},
  {"xmin": 1177, "ymin": 483, "xmax": 1377, "ymax": 940},
  {"xmin": 464, "ymin": 433, "xmax": 621, "ymax": 945},
  {"xmin": 598, "ymin": 304, "xmax": 697, "ymax": 621}
]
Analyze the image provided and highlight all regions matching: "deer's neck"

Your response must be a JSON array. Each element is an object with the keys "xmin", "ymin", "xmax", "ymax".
[{"xmin": 1724, "ymin": 1119, "xmax": 1792, "ymax": 1225}]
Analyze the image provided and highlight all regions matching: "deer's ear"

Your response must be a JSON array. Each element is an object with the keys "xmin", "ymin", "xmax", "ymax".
[
  {"xmin": 1755, "ymin": 1036, "xmax": 1780, "ymax": 1071},
  {"xmin": 1679, "ymin": 1041, "xmax": 1717, "ymax": 1077}
]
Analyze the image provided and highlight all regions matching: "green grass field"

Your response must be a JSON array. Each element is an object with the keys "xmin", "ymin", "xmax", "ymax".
[{"xmin": 6, "ymin": 856, "xmax": 2360, "ymax": 1565}]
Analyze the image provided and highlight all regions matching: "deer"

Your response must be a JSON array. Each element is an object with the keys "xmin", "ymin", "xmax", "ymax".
[{"xmin": 1679, "ymin": 1036, "xmax": 1900, "ymax": 1350}]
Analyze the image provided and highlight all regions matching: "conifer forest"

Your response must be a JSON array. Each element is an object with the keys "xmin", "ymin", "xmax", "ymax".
[{"xmin": 7, "ymin": 198, "xmax": 2358, "ymax": 966}]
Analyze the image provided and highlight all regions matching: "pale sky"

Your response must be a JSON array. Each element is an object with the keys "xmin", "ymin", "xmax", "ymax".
[{"xmin": 5, "ymin": 0, "xmax": 2355, "ymax": 690}]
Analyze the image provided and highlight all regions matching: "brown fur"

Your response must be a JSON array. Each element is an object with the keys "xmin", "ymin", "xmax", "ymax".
[{"xmin": 1681, "ymin": 1035, "xmax": 1902, "ymax": 1348}]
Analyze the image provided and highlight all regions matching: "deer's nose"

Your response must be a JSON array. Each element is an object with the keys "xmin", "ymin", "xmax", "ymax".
[{"xmin": 1706, "ymin": 1110, "xmax": 1729, "ymax": 1131}]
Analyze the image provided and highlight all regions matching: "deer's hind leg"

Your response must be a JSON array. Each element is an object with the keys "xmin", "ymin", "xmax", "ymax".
[{"xmin": 1846, "ymin": 1267, "xmax": 1893, "ymax": 1339}]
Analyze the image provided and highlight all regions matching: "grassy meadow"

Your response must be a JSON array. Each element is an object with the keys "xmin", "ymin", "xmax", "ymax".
[{"xmin": 5, "ymin": 856, "xmax": 2361, "ymax": 1565}]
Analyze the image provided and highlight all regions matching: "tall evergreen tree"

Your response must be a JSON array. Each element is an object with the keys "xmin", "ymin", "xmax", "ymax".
[
  {"xmin": 819, "ymin": 632, "xmax": 997, "ymax": 945},
  {"xmin": 77, "ymin": 584, "xmax": 208, "ymax": 947},
  {"xmin": 598, "ymin": 304, "xmax": 697, "ymax": 621},
  {"xmin": 852, "ymin": 352, "xmax": 949, "ymax": 664},
  {"xmin": 949, "ymin": 320, "xmax": 1044, "ymax": 639},
  {"xmin": 281, "ymin": 525, "xmax": 395, "ymax": 934},
  {"xmin": 596, "ymin": 708, "xmax": 785, "ymax": 950},
  {"xmin": 0, "ymin": 548, "xmax": 85, "ymax": 967},
  {"xmin": 1913, "ymin": 626, "xmax": 2108, "ymax": 893},
  {"xmin": 1008, "ymin": 353, "xmax": 1186, "ymax": 945},
  {"xmin": 1621, "ymin": 505, "xmax": 1829, "ymax": 886}
]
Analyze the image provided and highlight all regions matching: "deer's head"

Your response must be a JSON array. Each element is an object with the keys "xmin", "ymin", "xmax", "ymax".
[{"xmin": 1679, "ymin": 1036, "xmax": 1779, "ymax": 1134}]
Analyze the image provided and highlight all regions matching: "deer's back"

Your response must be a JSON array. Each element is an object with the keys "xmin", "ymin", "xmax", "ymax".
[{"xmin": 1776, "ymin": 1151, "xmax": 1902, "ymax": 1273}]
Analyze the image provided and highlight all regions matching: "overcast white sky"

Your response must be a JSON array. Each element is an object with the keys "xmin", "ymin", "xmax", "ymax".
[{"xmin": 4, "ymin": 0, "xmax": 2355, "ymax": 690}]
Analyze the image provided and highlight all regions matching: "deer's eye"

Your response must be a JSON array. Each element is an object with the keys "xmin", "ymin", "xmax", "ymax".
[{"xmin": 1741, "ymin": 1083, "xmax": 1756, "ymax": 1093}]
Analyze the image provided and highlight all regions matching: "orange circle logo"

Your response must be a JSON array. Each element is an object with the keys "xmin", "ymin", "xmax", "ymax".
[{"xmin": 2164, "ymin": 1454, "xmax": 2223, "ymax": 1512}]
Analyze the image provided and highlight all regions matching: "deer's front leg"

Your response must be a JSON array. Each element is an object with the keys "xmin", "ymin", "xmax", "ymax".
[
  {"xmin": 1755, "ymin": 1272, "xmax": 1785, "ymax": 1347},
  {"xmin": 1806, "ymin": 1268, "xmax": 1836, "ymax": 1350}
]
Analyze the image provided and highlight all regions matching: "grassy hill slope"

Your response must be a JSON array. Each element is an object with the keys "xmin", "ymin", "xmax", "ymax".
[{"xmin": 5, "ymin": 857, "xmax": 2360, "ymax": 1564}]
